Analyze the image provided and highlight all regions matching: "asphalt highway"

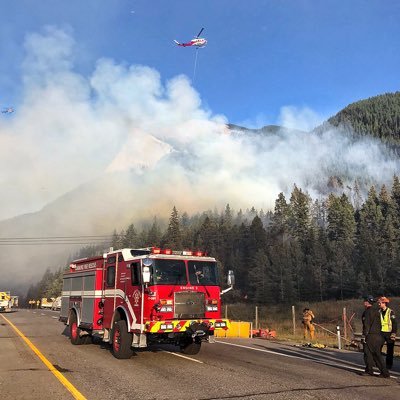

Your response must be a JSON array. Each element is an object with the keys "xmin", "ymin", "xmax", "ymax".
[{"xmin": 1, "ymin": 309, "xmax": 399, "ymax": 400}]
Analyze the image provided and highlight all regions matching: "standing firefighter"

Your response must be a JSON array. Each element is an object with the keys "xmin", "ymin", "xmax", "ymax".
[
  {"xmin": 361, "ymin": 295, "xmax": 374, "ymax": 373},
  {"xmin": 302, "ymin": 308, "xmax": 315, "ymax": 340},
  {"xmin": 360, "ymin": 295, "xmax": 390, "ymax": 378},
  {"xmin": 378, "ymin": 296, "xmax": 397, "ymax": 370}
]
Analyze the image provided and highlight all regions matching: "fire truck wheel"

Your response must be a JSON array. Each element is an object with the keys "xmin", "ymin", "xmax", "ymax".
[
  {"xmin": 83, "ymin": 335, "xmax": 93, "ymax": 344},
  {"xmin": 111, "ymin": 320, "xmax": 133, "ymax": 359},
  {"xmin": 181, "ymin": 338, "xmax": 201, "ymax": 355},
  {"xmin": 69, "ymin": 312, "xmax": 86, "ymax": 345}
]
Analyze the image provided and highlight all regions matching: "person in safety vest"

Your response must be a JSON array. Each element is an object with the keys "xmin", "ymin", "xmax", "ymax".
[
  {"xmin": 378, "ymin": 296, "xmax": 397, "ymax": 370},
  {"xmin": 360, "ymin": 295, "xmax": 390, "ymax": 378},
  {"xmin": 302, "ymin": 308, "xmax": 315, "ymax": 340}
]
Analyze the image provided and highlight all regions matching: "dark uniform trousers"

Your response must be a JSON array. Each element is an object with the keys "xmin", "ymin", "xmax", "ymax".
[
  {"xmin": 381, "ymin": 331, "xmax": 395, "ymax": 369},
  {"xmin": 364, "ymin": 333, "xmax": 388, "ymax": 375}
]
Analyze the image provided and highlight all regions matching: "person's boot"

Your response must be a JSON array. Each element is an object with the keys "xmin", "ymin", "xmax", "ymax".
[{"xmin": 359, "ymin": 370, "xmax": 374, "ymax": 376}]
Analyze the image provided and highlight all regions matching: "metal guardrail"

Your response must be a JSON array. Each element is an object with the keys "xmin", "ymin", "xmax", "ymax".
[{"xmin": 353, "ymin": 333, "xmax": 400, "ymax": 347}]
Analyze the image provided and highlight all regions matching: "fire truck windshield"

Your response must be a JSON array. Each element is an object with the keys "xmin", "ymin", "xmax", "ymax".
[
  {"xmin": 151, "ymin": 259, "xmax": 187, "ymax": 285},
  {"xmin": 188, "ymin": 261, "xmax": 219, "ymax": 285}
]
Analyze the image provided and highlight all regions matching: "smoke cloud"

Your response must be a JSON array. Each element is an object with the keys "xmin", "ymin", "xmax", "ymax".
[{"xmin": 1, "ymin": 27, "xmax": 399, "ymax": 291}]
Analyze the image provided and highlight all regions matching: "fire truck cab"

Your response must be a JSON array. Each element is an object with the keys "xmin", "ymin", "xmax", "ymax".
[{"xmin": 60, "ymin": 247, "xmax": 234, "ymax": 359}]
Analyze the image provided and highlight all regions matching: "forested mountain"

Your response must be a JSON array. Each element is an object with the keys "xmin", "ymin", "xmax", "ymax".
[
  {"xmin": 29, "ymin": 176, "xmax": 400, "ymax": 305},
  {"xmin": 317, "ymin": 92, "xmax": 400, "ymax": 145},
  {"xmin": 231, "ymin": 92, "xmax": 400, "ymax": 145}
]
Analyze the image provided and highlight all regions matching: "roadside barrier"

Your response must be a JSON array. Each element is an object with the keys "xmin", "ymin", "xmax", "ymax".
[
  {"xmin": 352, "ymin": 333, "xmax": 399, "ymax": 347},
  {"xmin": 215, "ymin": 321, "xmax": 251, "ymax": 338},
  {"xmin": 215, "ymin": 321, "xmax": 277, "ymax": 339}
]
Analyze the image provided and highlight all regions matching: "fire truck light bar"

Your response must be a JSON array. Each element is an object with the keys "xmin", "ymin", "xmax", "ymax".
[
  {"xmin": 151, "ymin": 248, "xmax": 205, "ymax": 257},
  {"xmin": 151, "ymin": 248, "xmax": 172, "ymax": 255}
]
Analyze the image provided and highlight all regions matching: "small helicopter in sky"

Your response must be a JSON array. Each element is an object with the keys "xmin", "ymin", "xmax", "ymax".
[
  {"xmin": 174, "ymin": 28, "xmax": 207, "ymax": 48},
  {"xmin": 1, "ymin": 107, "xmax": 14, "ymax": 114}
]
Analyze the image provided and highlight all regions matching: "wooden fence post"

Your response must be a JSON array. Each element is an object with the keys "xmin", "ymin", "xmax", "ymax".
[
  {"xmin": 292, "ymin": 305, "xmax": 296, "ymax": 336},
  {"xmin": 255, "ymin": 306, "xmax": 258, "ymax": 330}
]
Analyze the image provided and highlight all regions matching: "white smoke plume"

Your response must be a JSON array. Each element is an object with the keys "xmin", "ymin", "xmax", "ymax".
[
  {"xmin": 1, "ymin": 26, "xmax": 398, "ymax": 222},
  {"xmin": 1, "ymin": 27, "xmax": 399, "ymax": 291}
]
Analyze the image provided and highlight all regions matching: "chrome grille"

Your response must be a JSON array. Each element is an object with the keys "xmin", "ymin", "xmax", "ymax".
[{"xmin": 174, "ymin": 291, "xmax": 205, "ymax": 318}]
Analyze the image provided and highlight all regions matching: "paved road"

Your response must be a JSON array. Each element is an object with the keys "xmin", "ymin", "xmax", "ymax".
[{"xmin": 1, "ymin": 309, "xmax": 399, "ymax": 400}]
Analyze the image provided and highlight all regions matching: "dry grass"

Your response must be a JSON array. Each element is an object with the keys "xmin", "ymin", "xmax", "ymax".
[{"xmin": 224, "ymin": 297, "xmax": 400, "ymax": 350}]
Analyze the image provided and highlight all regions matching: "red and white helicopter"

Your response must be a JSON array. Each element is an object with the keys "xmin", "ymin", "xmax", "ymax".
[{"xmin": 174, "ymin": 28, "xmax": 207, "ymax": 48}]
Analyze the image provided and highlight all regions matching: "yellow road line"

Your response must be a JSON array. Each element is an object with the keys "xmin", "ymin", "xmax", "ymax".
[{"xmin": 0, "ymin": 313, "xmax": 87, "ymax": 400}]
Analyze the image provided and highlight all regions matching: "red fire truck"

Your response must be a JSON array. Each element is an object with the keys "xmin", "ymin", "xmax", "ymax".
[{"xmin": 60, "ymin": 247, "xmax": 234, "ymax": 359}]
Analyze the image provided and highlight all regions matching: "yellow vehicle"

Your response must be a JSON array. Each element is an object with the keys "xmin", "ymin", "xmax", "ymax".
[
  {"xmin": 0, "ymin": 291, "xmax": 12, "ymax": 312},
  {"xmin": 41, "ymin": 297, "xmax": 55, "ymax": 309}
]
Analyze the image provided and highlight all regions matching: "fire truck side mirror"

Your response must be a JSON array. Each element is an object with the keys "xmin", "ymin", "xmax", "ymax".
[
  {"xmin": 142, "ymin": 266, "xmax": 151, "ymax": 284},
  {"xmin": 227, "ymin": 270, "xmax": 235, "ymax": 286}
]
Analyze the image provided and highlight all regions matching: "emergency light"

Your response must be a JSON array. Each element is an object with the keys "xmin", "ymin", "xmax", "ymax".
[{"xmin": 151, "ymin": 247, "xmax": 205, "ymax": 256}]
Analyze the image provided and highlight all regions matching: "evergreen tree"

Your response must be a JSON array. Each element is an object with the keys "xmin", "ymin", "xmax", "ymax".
[
  {"xmin": 326, "ymin": 193, "xmax": 356, "ymax": 299},
  {"xmin": 45, "ymin": 268, "xmax": 64, "ymax": 298},
  {"xmin": 271, "ymin": 192, "xmax": 290, "ymax": 236},
  {"xmin": 248, "ymin": 215, "xmax": 267, "ymax": 254},
  {"xmin": 356, "ymin": 186, "xmax": 383, "ymax": 293},
  {"xmin": 147, "ymin": 217, "xmax": 162, "ymax": 246},
  {"xmin": 289, "ymin": 185, "xmax": 311, "ymax": 249},
  {"xmin": 111, "ymin": 229, "xmax": 120, "ymax": 249},
  {"xmin": 194, "ymin": 215, "xmax": 218, "ymax": 255},
  {"xmin": 162, "ymin": 206, "xmax": 182, "ymax": 249},
  {"xmin": 391, "ymin": 175, "xmax": 400, "ymax": 225},
  {"xmin": 247, "ymin": 250, "xmax": 270, "ymax": 303},
  {"xmin": 181, "ymin": 212, "xmax": 193, "ymax": 248},
  {"xmin": 266, "ymin": 240, "xmax": 295, "ymax": 303},
  {"xmin": 224, "ymin": 204, "xmax": 233, "ymax": 228},
  {"xmin": 123, "ymin": 224, "xmax": 138, "ymax": 248}
]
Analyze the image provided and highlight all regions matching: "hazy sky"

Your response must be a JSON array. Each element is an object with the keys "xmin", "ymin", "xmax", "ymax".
[
  {"xmin": 0, "ymin": 1, "xmax": 399, "ymax": 221},
  {"xmin": 1, "ymin": 1, "xmax": 399, "ymax": 126}
]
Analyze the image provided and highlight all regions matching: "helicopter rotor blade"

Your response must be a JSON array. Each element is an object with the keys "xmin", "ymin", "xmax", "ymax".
[{"xmin": 196, "ymin": 27, "xmax": 204, "ymax": 38}]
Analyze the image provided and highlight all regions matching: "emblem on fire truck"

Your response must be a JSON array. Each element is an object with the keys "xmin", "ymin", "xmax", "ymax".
[{"xmin": 133, "ymin": 289, "xmax": 141, "ymax": 306}]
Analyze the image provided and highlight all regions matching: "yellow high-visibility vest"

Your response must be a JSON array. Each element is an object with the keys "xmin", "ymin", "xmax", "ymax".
[{"xmin": 380, "ymin": 307, "xmax": 392, "ymax": 333}]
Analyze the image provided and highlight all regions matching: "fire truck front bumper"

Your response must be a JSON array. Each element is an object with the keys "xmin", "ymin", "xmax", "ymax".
[{"xmin": 145, "ymin": 319, "xmax": 230, "ymax": 334}]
